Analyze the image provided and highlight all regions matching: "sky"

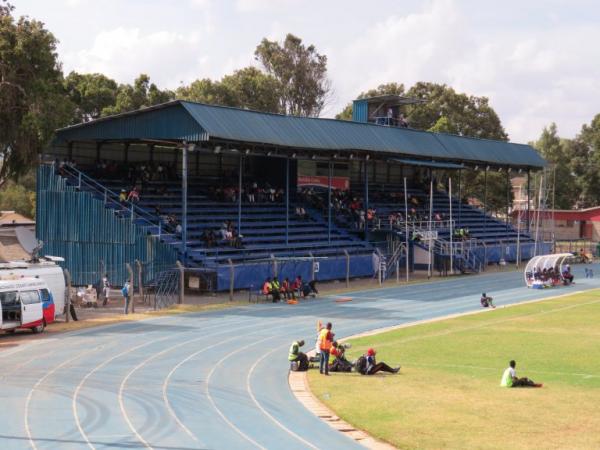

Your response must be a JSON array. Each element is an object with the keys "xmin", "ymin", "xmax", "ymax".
[{"xmin": 13, "ymin": 0, "xmax": 600, "ymax": 143}]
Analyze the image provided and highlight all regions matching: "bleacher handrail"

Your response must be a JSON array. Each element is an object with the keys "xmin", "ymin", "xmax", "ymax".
[{"xmin": 56, "ymin": 164, "xmax": 166, "ymax": 236}]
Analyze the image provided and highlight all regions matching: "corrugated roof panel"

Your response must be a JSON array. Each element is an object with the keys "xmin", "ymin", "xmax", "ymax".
[
  {"xmin": 55, "ymin": 103, "xmax": 208, "ymax": 143},
  {"xmin": 54, "ymin": 100, "xmax": 546, "ymax": 169}
]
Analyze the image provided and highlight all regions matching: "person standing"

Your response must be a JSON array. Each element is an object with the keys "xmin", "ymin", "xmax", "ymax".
[
  {"xmin": 101, "ymin": 274, "xmax": 111, "ymax": 306},
  {"xmin": 122, "ymin": 280, "xmax": 131, "ymax": 314},
  {"xmin": 318, "ymin": 322, "xmax": 334, "ymax": 375}
]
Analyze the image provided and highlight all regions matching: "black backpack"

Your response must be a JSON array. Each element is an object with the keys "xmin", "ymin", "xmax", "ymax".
[{"xmin": 355, "ymin": 355, "xmax": 367, "ymax": 374}]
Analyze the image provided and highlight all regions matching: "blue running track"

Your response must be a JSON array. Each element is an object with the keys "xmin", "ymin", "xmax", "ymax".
[{"xmin": 0, "ymin": 266, "xmax": 598, "ymax": 450}]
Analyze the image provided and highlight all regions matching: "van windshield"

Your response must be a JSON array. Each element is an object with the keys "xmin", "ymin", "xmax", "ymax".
[{"xmin": 0, "ymin": 291, "xmax": 18, "ymax": 307}]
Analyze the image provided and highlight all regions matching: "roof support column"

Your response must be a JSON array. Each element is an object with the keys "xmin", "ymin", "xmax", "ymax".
[
  {"xmin": 124, "ymin": 143, "xmax": 129, "ymax": 163},
  {"xmin": 327, "ymin": 161, "xmax": 332, "ymax": 244},
  {"xmin": 238, "ymin": 155, "xmax": 243, "ymax": 237},
  {"xmin": 364, "ymin": 157, "xmax": 369, "ymax": 242},
  {"xmin": 483, "ymin": 167, "xmax": 488, "ymax": 237},
  {"xmin": 95, "ymin": 142, "xmax": 102, "ymax": 163},
  {"xmin": 458, "ymin": 169, "xmax": 462, "ymax": 227},
  {"xmin": 181, "ymin": 144, "xmax": 189, "ymax": 265},
  {"xmin": 527, "ymin": 169, "xmax": 531, "ymax": 233},
  {"xmin": 506, "ymin": 168, "xmax": 510, "ymax": 232},
  {"xmin": 285, "ymin": 156, "xmax": 290, "ymax": 246}
]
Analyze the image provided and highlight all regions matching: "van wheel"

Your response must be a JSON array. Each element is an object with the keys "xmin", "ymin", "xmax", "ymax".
[
  {"xmin": 32, "ymin": 321, "xmax": 45, "ymax": 334},
  {"xmin": 6, "ymin": 329, "xmax": 15, "ymax": 333}
]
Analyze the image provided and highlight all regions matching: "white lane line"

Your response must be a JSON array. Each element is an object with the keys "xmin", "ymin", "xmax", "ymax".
[
  {"xmin": 72, "ymin": 335, "xmax": 174, "ymax": 450},
  {"xmin": 161, "ymin": 321, "xmax": 300, "ymax": 444},
  {"xmin": 73, "ymin": 315, "xmax": 256, "ymax": 450},
  {"xmin": 205, "ymin": 336, "xmax": 276, "ymax": 450},
  {"xmin": 247, "ymin": 345, "xmax": 319, "ymax": 450},
  {"xmin": 25, "ymin": 345, "xmax": 104, "ymax": 450}
]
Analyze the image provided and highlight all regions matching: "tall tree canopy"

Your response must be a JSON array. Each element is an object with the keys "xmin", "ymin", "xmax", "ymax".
[
  {"xmin": 255, "ymin": 33, "xmax": 330, "ymax": 116},
  {"xmin": 532, "ymin": 123, "xmax": 578, "ymax": 209},
  {"xmin": 176, "ymin": 67, "xmax": 281, "ymax": 113},
  {"xmin": 0, "ymin": 1, "xmax": 73, "ymax": 185},
  {"xmin": 102, "ymin": 74, "xmax": 173, "ymax": 116},
  {"xmin": 568, "ymin": 114, "xmax": 600, "ymax": 208},
  {"xmin": 64, "ymin": 71, "xmax": 118, "ymax": 123}
]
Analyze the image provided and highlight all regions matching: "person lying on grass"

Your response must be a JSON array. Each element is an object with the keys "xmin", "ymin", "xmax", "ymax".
[
  {"xmin": 480, "ymin": 292, "xmax": 496, "ymax": 308},
  {"xmin": 500, "ymin": 360, "xmax": 542, "ymax": 388},
  {"xmin": 357, "ymin": 348, "xmax": 400, "ymax": 375}
]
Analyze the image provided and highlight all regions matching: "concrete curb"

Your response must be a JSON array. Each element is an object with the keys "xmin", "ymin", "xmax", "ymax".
[{"xmin": 288, "ymin": 367, "xmax": 395, "ymax": 450}]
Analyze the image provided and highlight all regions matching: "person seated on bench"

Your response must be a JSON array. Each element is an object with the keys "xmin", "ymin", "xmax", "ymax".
[
  {"xmin": 480, "ymin": 293, "xmax": 496, "ymax": 308},
  {"xmin": 288, "ymin": 339, "xmax": 309, "ymax": 371},
  {"xmin": 301, "ymin": 279, "xmax": 318, "ymax": 298},
  {"xmin": 562, "ymin": 264, "xmax": 574, "ymax": 285},
  {"xmin": 270, "ymin": 277, "xmax": 282, "ymax": 302},
  {"xmin": 500, "ymin": 360, "xmax": 542, "ymax": 387},
  {"xmin": 261, "ymin": 278, "xmax": 273, "ymax": 301},
  {"xmin": 292, "ymin": 275, "xmax": 304, "ymax": 298},
  {"xmin": 281, "ymin": 277, "xmax": 295, "ymax": 299},
  {"xmin": 360, "ymin": 348, "xmax": 399, "ymax": 375}
]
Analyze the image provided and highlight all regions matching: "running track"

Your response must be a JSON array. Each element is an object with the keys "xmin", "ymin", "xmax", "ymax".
[{"xmin": 1, "ymin": 266, "xmax": 598, "ymax": 450}]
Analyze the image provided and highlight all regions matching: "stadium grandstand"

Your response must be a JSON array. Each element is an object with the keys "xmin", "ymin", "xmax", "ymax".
[{"xmin": 37, "ymin": 96, "xmax": 549, "ymax": 291}]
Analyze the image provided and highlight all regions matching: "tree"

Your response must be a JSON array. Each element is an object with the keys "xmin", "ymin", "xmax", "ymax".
[
  {"xmin": 0, "ymin": 1, "xmax": 73, "ymax": 186},
  {"xmin": 255, "ymin": 33, "xmax": 330, "ymax": 116},
  {"xmin": 532, "ymin": 123, "xmax": 578, "ymax": 209},
  {"xmin": 177, "ymin": 67, "xmax": 281, "ymax": 113},
  {"xmin": 102, "ymin": 74, "xmax": 173, "ymax": 116},
  {"xmin": 64, "ymin": 71, "xmax": 118, "ymax": 123},
  {"xmin": 569, "ymin": 114, "xmax": 600, "ymax": 207},
  {"xmin": 0, "ymin": 172, "xmax": 35, "ymax": 218}
]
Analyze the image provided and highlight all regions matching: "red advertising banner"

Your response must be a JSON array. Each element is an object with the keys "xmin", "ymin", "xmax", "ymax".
[{"xmin": 298, "ymin": 175, "xmax": 350, "ymax": 190}]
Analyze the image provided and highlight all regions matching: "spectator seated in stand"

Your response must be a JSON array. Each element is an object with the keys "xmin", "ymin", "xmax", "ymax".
[
  {"xmin": 295, "ymin": 206, "xmax": 308, "ymax": 220},
  {"xmin": 127, "ymin": 186, "xmax": 140, "ymax": 203},
  {"xmin": 119, "ymin": 189, "xmax": 127, "ymax": 205}
]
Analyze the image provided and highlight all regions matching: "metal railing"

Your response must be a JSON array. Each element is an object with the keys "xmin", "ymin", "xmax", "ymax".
[{"xmin": 57, "ymin": 164, "xmax": 168, "ymax": 238}]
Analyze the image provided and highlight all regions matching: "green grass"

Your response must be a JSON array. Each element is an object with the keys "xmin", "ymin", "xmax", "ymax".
[{"xmin": 308, "ymin": 290, "xmax": 600, "ymax": 449}]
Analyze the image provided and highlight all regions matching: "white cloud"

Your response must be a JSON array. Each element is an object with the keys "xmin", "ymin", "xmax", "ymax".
[
  {"xmin": 63, "ymin": 27, "xmax": 213, "ymax": 89},
  {"xmin": 328, "ymin": 0, "xmax": 600, "ymax": 142},
  {"xmin": 235, "ymin": 0, "xmax": 296, "ymax": 13}
]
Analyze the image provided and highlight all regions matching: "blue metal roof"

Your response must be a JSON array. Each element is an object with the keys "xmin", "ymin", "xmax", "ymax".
[{"xmin": 54, "ymin": 100, "xmax": 546, "ymax": 169}]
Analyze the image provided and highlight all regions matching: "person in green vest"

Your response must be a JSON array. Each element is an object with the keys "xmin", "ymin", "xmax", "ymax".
[
  {"xmin": 500, "ymin": 360, "xmax": 542, "ymax": 388},
  {"xmin": 288, "ymin": 339, "xmax": 308, "ymax": 371}
]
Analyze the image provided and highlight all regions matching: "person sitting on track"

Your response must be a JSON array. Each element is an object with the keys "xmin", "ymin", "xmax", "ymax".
[
  {"xmin": 359, "ymin": 348, "xmax": 400, "ymax": 375},
  {"xmin": 288, "ymin": 339, "xmax": 309, "ymax": 371},
  {"xmin": 480, "ymin": 293, "xmax": 496, "ymax": 308},
  {"xmin": 500, "ymin": 360, "xmax": 542, "ymax": 388},
  {"xmin": 329, "ymin": 341, "xmax": 353, "ymax": 372}
]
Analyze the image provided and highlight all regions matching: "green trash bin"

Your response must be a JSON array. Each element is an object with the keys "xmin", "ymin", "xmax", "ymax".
[{"xmin": 595, "ymin": 242, "xmax": 600, "ymax": 258}]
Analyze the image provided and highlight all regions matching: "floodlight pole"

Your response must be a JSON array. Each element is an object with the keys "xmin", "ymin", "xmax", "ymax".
[
  {"xmin": 506, "ymin": 168, "xmax": 510, "ymax": 233},
  {"xmin": 457, "ymin": 169, "xmax": 462, "ymax": 226},
  {"xmin": 427, "ymin": 171, "xmax": 433, "ymax": 279}
]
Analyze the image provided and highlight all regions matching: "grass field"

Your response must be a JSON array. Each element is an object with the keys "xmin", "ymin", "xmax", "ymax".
[{"xmin": 308, "ymin": 290, "xmax": 600, "ymax": 449}]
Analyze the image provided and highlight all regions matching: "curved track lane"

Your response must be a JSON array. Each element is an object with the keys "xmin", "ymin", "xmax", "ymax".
[{"xmin": 1, "ymin": 267, "xmax": 597, "ymax": 449}]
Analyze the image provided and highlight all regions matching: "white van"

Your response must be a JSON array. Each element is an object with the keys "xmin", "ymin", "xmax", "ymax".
[
  {"xmin": 0, "ymin": 259, "xmax": 66, "ymax": 319},
  {"xmin": 0, "ymin": 278, "xmax": 55, "ymax": 333}
]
